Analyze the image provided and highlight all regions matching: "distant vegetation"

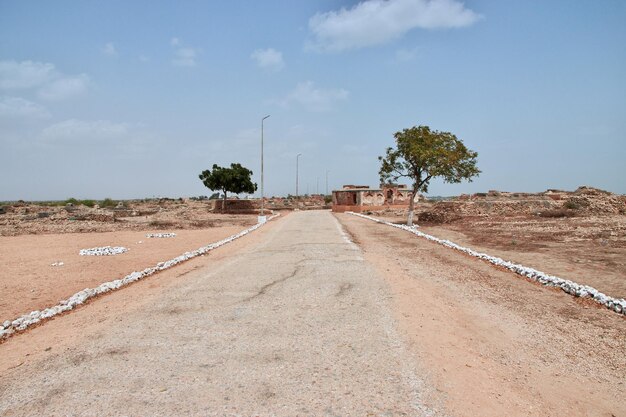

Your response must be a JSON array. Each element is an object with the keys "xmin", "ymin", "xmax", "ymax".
[
  {"xmin": 27, "ymin": 197, "xmax": 120, "ymax": 208},
  {"xmin": 100, "ymin": 198, "xmax": 117, "ymax": 208}
]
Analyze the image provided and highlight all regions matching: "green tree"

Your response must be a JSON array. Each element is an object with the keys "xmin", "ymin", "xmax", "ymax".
[
  {"xmin": 379, "ymin": 125, "xmax": 480, "ymax": 226},
  {"xmin": 199, "ymin": 163, "xmax": 257, "ymax": 213}
]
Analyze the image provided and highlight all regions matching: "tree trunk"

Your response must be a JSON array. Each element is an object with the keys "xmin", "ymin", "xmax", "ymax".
[
  {"xmin": 222, "ymin": 191, "xmax": 227, "ymax": 214},
  {"xmin": 407, "ymin": 189, "xmax": 417, "ymax": 226}
]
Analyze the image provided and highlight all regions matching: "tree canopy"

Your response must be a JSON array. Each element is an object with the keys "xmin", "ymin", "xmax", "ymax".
[
  {"xmin": 379, "ymin": 125, "xmax": 480, "ymax": 226},
  {"xmin": 199, "ymin": 163, "xmax": 257, "ymax": 212}
]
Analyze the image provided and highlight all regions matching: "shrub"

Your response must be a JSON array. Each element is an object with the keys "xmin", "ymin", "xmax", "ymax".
[
  {"xmin": 564, "ymin": 200, "xmax": 581, "ymax": 210},
  {"xmin": 538, "ymin": 209, "xmax": 576, "ymax": 218},
  {"xmin": 149, "ymin": 219, "xmax": 175, "ymax": 227},
  {"xmin": 100, "ymin": 198, "xmax": 117, "ymax": 208}
]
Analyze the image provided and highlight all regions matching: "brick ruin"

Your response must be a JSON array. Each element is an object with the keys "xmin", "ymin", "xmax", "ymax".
[{"xmin": 332, "ymin": 184, "xmax": 417, "ymax": 213}]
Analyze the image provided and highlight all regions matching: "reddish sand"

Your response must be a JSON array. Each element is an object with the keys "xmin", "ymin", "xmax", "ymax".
[{"xmin": 0, "ymin": 227, "xmax": 246, "ymax": 321}]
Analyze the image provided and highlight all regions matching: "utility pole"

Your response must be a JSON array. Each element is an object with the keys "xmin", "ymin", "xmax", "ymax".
[
  {"xmin": 316, "ymin": 177, "xmax": 319, "ymax": 195},
  {"xmin": 260, "ymin": 115, "xmax": 270, "ymax": 220}
]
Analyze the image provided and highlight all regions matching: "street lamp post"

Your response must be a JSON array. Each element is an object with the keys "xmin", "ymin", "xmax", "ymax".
[
  {"xmin": 296, "ymin": 153, "xmax": 302, "ymax": 199},
  {"xmin": 325, "ymin": 170, "xmax": 330, "ymax": 196},
  {"xmin": 260, "ymin": 115, "xmax": 270, "ymax": 221}
]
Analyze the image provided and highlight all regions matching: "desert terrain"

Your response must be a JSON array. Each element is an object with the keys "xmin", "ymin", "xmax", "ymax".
[
  {"xmin": 0, "ymin": 210, "xmax": 624, "ymax": 416},
  {"xmin": 0, "ymin": 189, "xmax": 624, "ymax": 416},
  {"xmin": 0, "ymin": 199, "xmax": 258, "ymax": 326},
  {"xmin": 371, "ymin": 186, "xmax": 626, "ymax": 300}
]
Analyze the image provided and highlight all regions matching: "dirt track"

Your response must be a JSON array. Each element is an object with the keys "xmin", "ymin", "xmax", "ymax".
[
  {"xmin": 338, "ymin": 213, "xmax": 625, "ymax": 416},
  {"xmin": 0, "ymin": 211, "xmax": 624, "ymax": 416}
]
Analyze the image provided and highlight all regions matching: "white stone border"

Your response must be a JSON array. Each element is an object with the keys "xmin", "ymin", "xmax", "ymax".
[
  {"xmin": 0, "ymin": 214, "xmax": 280, "ymax": 339},
  {"xmin": 146, "ymin": 233, "xmax": 176, "ymax": 238},
  {"xmin": 347, "ymin": 212, "xmax": 626, "ymax": 316}
]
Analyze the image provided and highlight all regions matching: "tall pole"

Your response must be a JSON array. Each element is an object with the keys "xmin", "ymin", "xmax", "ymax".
[
  {"xmin": 296, "ymin": 153, "xmax": 302, "ymax": 199},
  {"xmin": 261, "ymin": 115, "xmax": 270, "ymax": 217},
  {"xmin": 325, "ymin": 170, "xmax": 329, "ymax": 195},
  {"xmin": 316, "ymin": 177, "xmax": 319, "ymax": 195}
]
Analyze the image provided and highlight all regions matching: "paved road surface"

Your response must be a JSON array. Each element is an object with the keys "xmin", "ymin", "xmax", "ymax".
[{"xmin": 0, "ymin": 211, "xmax": 433, "ymax": 416}]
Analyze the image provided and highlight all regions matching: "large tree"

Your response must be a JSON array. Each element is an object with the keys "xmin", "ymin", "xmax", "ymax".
[
  {"xmin": 199, "ymin": 163, "xmax": 257, "ymax": 213},
  {"xmin": 379, "ymin": 125, "xmax": 480, "ymax": 226}
]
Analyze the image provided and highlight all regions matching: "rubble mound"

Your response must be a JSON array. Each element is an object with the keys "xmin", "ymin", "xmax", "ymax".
[
  {"xmin": 413, "ymin": 186, "xmax": 625, "ymax": 223},
  {"xmin": 564, "ymin": 186, "xmax": 626, "ymax": 215},
  {"xmin": 0, "ymin": 199, "xmax": 258, "ymax": 236}
]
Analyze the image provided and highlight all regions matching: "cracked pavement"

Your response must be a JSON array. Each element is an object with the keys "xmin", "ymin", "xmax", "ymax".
[{"xmin": 0, "ymin": 210, "xmax": 434, "ymax": 416}]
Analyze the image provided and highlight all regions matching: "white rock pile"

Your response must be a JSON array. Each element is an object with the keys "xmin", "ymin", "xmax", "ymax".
[
  {"xmin": 348, "ymin": 212, "xmax": 626, "ymax": 316},
  {"xmin": 79, "ymin": 246, "xmax": 128, "ymax": 256},
  {"xmin": 0, "ymin": 213, "xmax": 279, "ymax": 339},
  {"xmin": 146, "ymin": 233, "xmax": 176, "ymax": 238}
]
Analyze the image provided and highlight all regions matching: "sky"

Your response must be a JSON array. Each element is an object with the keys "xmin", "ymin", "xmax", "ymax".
[{"xmin": 1, "ymin": 0, "xmax": 625, "ymax": 200}]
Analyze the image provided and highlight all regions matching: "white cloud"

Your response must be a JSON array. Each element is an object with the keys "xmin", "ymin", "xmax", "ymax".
[
  {"xmin": 103, "ymin": 42, "xmax": 118, "ymax": 57},
  {"xmin": 251, "ymin": 48, "xmax": 285, "ymax": 71},
  {"xmin": 0, "ymin": 96, "xmax": 50, "ymax": 120},
  {"xmin": 170, "ymin": 37, "xmax": 198, "ymax": 66},
  {"xmin": 36, "ymin": 119, "xmax": 159, "ymax": 158},
  {"xmin": 41, "ymin": 119, "xmax": 130, "ymax": 142},
  {"xmin": 0, "ymin": 60, "xmax": 55, "ymax": 89},
  {"xmin": 0, "ymin": 60, "xmax": 89, "ymax": 100},
  {"xmin": 38, "ymin": 74, "xmax": 89, "ymax": 101},
  {"xmin": 275, "ymin": 81, "xmax": 349, "ymax": 112},
  {"xmin": 308, "ymin": 0, "xmax": 482, "ymax": 52}
]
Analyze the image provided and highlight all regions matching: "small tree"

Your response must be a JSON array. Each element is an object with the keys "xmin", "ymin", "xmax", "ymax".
[
  {"xmin": 199, "ymin": 163, "xmax": 257, "ymax": 213},
  {"xmin": 379, "ymin": 125, "xmax": 480, "ymax": 226}
]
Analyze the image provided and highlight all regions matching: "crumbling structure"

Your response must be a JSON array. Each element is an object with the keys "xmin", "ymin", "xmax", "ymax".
[{"xmin": 332, "ymin": 184, "xmax": 417, "ymax": 213}]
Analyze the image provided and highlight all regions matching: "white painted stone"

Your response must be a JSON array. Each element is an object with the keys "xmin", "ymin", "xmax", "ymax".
[{"xmin": 348, "ymin": 212, "xmax": 626, "ymax": 316}]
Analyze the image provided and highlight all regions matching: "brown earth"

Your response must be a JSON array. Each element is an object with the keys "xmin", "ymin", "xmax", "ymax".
[
  {"xmin": 0, "ymin": 199, "xmax": 258, "ymax": 236},
  {"xmin": 372, "ymin": 214, "xmax": 626, "ymax": 300},
  {"xmin": 366, "ymin": 187, "xmax": 626, "ymax": 300},
  {"xmin": 0, "ymin": 225, "xmax": 254, "ymax": 322},
  {"xmin": 0, "ymin": 210, "xmax": 623, "ymax": 415},
  {"xmin": 337, "ymin": 213, "xmax": 626, "ymax": 417}
]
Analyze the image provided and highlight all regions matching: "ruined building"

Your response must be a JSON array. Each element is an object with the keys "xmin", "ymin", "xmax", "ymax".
[{"xmin": 332, "ymin": 184, "xmax": 417, "ymax": 212}]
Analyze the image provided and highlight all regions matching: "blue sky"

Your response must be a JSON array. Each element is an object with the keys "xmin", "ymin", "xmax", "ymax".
[{"xmin": 1, "ymin": 0, "xmax": 625, "ymax": 200}]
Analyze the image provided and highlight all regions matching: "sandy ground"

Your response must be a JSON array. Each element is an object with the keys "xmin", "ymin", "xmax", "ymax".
[
  {"xmin": 0, "ymin": 211, "xmax": 434, "ymax": 416},
  {"xmin": 1, "ymin": 210, "xmax": 624, "ymax": 415},
  {"xmin": 338, "ymin": 213, "xmax": 626, "ymax": 417},
  {"xmin": 376, "ymin": 213, "xmax": 626, "ymax": 299},
  {"xmin": 0, "ymin": 226, "xmax": 246, "ymax": 321}
]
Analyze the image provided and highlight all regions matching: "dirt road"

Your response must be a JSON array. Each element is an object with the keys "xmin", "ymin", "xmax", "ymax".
[
  {"xmin": 0, "ymin": 211, "xmax": 433, "ymax": 416},
  {"xmin": 1, "ymin": 210, "xmax": 623, "ymax": 416},
  {"xmin": 338, "ymin": 213, "xmax": 625, "ymax": 417}
]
